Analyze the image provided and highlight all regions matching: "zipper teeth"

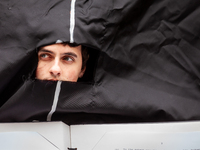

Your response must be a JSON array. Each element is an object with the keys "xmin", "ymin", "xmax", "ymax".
[
  {"xmin": 47, "ymin": 81, "xmax": 62, "ymax": 121},
  {"xmin": 70, "ymin": 0, "xmax": 76, "ymax": 43}
]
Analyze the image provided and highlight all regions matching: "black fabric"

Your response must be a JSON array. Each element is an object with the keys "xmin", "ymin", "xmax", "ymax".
[
  {"xmin": 0, "ymin": 80, "xmax": 57, "ymax": 122},
  {"xmin": 0, "ymin": 0, "xmax": 200, "ymax": 124}
]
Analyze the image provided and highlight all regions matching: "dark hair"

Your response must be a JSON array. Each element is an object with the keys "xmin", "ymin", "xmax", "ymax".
[{"xmin": 81, "ymin": 46, "xmax": 89, "ymax": 70}]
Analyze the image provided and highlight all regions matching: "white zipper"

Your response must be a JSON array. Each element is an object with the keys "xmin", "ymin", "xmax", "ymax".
[
  {"xmin": 70, "ymin": 0, "xmax": 76, "ymax": 43},
  {"xmin": 47, "ymin": 81, "xmax": 62, "ymax": 121}
]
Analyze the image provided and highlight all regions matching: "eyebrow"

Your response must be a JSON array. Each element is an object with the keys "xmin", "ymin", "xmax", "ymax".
[
  {"xmin": 39, "ymin": 49, "xmax": 78, "ymax": 58},
  {"xmin": 38, "ymin": 49, "xmax": 54, "ymax": 54},
  {"xmin": 63, "ymin": 52, "xmax": 77, "ymax": 58}
]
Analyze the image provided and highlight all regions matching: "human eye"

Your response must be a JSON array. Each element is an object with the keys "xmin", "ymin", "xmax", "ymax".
[
  {"xmin": 63, "ymin": 56, "xmax": 74, "ymax": 62},
  {"xmin": 41, "ymin": 54, "xmax": 48, "ymax": 58},
  {"xmin": 39, "ymin": 53, "xmax": 51, "ymax": 60}
]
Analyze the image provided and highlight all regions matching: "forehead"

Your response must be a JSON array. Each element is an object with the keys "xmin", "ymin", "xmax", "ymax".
[{"xmin": 38, "ymin": 43, "xmax": 82, "ymax": 55}]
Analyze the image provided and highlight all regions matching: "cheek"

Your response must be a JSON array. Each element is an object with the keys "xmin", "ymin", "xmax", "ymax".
[
  {"xmin": 63, "ymin": 69, "xmax": 80, "ymax": 82},
  {"xmin": 36, "ymin": 63, "xmax": 47, "ymax": 78}
]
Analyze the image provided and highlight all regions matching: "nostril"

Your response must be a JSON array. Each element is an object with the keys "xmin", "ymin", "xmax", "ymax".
[
  {"xmin": 50, "ymin": 71, "xmax": 60, "ymax": 77},
  {"xmin": 49, "ymin": 63, "xmax": 61, "ymax": 76}
]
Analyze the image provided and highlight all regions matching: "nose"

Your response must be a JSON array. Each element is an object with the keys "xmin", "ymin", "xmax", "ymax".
[{"xmin": 49, "ymin": 60, "xmax": 61, "ymax": 77}]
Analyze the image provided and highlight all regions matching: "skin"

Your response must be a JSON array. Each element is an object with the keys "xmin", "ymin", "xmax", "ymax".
[{"xmin": 36, "ymin": 43, "xmax": 86, "ymax": 82}]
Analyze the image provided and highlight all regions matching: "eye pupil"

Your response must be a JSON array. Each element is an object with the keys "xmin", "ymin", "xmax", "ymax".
[
  {"xmin": 41, "ymin": 54, "xmax": 47, "ymax": 58},
  {"xmin": 64, "ymin": 57, "xmax": 73, "ymax": 61}
]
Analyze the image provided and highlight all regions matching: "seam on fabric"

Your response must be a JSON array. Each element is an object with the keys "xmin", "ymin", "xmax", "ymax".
[
  {"xmin": 47, "ymin": 81, "xmax": 62, "ymax": 121},
  {"xmin": 70, "ymin": 0, "xmax": 76, "ymax": 43}
]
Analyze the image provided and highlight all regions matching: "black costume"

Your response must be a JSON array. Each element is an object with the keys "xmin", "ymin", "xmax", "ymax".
[{"xmin": 0, "ymin": 0, "xmax": 200, "ymax": 124}]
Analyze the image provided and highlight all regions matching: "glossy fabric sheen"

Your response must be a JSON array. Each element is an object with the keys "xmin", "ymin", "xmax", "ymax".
[{"xmin": 0, "ymin": 0, "xmax": 200, "ymax": 124}]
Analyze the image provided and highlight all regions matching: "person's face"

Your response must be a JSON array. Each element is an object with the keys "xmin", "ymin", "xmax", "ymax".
[{"xmin": 36, "ymin": 43, "xmax": 85, "ymax": 82}]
